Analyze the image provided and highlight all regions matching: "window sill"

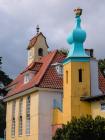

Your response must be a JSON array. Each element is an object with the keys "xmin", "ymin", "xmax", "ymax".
[
  {"xmin": 26, "ymin": 134, "xmax": 30, "ymax": 136},
  {"xmin": 19, "ymin": 135, "xmax": 22, "ymax": 137}
]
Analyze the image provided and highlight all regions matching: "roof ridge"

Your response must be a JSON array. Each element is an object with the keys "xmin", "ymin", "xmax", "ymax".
[
  {"xmin": 27, "ymin": 32, "xmax": 46, "ymax": 50},
  {"xmin": 35, "ymin": 50, "xmax": 57, "ymax": 86}
]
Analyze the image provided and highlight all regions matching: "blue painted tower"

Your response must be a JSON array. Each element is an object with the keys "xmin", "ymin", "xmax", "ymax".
[{"xmin": 64, "ymin": 8, "xmax": 89, "ymax": 64}]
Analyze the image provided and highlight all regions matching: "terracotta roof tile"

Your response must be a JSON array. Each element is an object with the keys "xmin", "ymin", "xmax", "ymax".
[
  {"xmin": 5, "ymin": 51, "xmax": 105, "ymax": 99},
  {"xmin": 5, "ymin": 50, "xmax": 57, "ymax": 98},
  {"xmin": 99, "ymin": 71, "xmax": 105, "ymax": 93},
  {"xmin": 39, "ymin": 52, "xmax": 66, "ymax": 89}
]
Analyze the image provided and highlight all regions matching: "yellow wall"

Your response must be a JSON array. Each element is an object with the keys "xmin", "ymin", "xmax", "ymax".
[
  {"xmin": 63, "ymin": 62, "xmax": 91, "ymax": 124},
  {"xmin": 91, "ymin": 101, "xmax": 105, "ymax": 118},
  {"xmin": 6, "ymin": 92, "xmax": 39, "ymax": 140},
  {"xmin": 52, "ymin": 108, "xmax": 63, "ymax": 125}
]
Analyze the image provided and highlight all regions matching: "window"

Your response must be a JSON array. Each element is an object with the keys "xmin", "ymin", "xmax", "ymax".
[
  {"xmin": 79, "ymin": 69, "xmax": 82, "ymax": 82},
  {"xmin": 56, "ymin": 65, "xmax": 63, "ymax": 75},
  {"xmin": 18, "ymin": 98, "xmax": 23, "ymax": 136},
  {"xmin": 19, "ymin": 117, "xmax": 22, "ymax": 136},
  {"xmin": 66, "ymin": 71, "xmax": 68, "ymax": 84},
  {"xmin": 24, "ymin": 74, "xmax": 31, "ymax": 84},
  {"xmin": 11, "ymin": 100, "xmax": 16, "ymax": 137},
  {"xmin": 38, "ymin": 48, "xmax": 43, "ymax": 56},
  {"xmin": 101, "ymin": 103, "xmax": 105, "ymax": 110},
  {"xmin": 26, "ymin": 96, "xmax": 30, "ymax": 135}
]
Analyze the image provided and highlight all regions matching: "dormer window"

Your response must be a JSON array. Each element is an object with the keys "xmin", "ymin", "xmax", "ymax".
[
  {"xmin": 56, "ymin": 65, "xmax": 63, "ymax": 75},
  {"xmin": 52, "ymin": 63, "xmax": 63, "ymax": 75},
  {"xmin": 38, "ymin": 48, "xmax": 43, "ymax": 56},
  {"xmin": 24, "ymin": 74, "xmax": 31, "ymax": 84}
]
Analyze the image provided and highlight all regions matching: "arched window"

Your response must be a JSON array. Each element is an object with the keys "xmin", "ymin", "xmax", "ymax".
[
  {"xmin": 38, "ymin": 48, "xmax": 43, "ymax": 56},
  {"xmin": 78, "ymin": 69, "xmax": 82, "ymax": 82}
]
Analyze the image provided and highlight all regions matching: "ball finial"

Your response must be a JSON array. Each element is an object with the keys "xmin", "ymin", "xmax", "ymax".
[
  {"xmin": 36, "ymin": 25, "xmax": 40, "ymax": 34},
  {"xmin": 74, "ymin": 8, "xmax": 82, "ymax": 17}
]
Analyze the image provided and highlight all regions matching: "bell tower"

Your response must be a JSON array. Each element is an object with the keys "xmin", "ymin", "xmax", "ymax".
[
  {"xmin": 27, "ymin": 25, "xmax": 48, "ymax": 65},
  {"xmin": 63, "ymin": 8, "xmax": 91, "ymax": 124}
]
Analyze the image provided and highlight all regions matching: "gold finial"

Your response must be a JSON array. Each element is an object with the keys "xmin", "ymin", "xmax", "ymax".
[
  {"xmin": 74, "ymin": 8, "xmax": 82, "ymax": 17},
  {"xmin": 36, "ymin": 25, "xmax": 40, "ymax": 34}
]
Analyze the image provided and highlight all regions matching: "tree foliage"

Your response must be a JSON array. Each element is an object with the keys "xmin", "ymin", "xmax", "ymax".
[
  {"xmin": 58, "ymin": 48, "xmax": 69, "ymax": 55},
  {"xmin": 53, "ymin": 115, "xmax": 105, "ymax": 140},
  {"xmin": 0, "ymin": 102, "xmax": 6, "ymax": 138},
  {"xmin": 0, "ymin": 57, "xmax": 12, "ymax": 138},
  {"xmin": 0, "ymin": 57, "xmax": 12, "ymax": 96},
  {"xmin": 98, "ymin": 59, "xmax": 105, "ymax": 77}
]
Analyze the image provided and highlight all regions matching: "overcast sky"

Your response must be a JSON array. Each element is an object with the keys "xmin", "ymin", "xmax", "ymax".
[{"xmin": 0, "ymin": 0, "xmax": 105, "ymax": 78}]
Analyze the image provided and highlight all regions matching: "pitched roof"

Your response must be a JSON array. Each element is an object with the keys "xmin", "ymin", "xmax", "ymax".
[
  {"xmin": 5, "ymin": 51, "xmax": 105, "ymax": 99},
  {"xmin": 5, "ymin": 51, "xmax": 66, "ymax": 98},
  {"xmin": 99, "ymin": 71, "xmax": 105, "ymax": 93},
  {"xmin": 27, "ymin": 32, "xmax": 49, "ymax": 50}
]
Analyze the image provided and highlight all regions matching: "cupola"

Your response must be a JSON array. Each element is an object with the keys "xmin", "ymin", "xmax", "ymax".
[{"xmin": 64, "ymin": 8, "xmax": 89, "ymax": 63}]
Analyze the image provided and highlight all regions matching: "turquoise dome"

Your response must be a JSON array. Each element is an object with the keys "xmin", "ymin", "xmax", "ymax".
[
  {"xmin": 63, "ymin": 8, "xmax": 90, "ymax": 64},
  {"xmin": 67, "ymin": 17, "xmax": 86, "ymax": 44}
]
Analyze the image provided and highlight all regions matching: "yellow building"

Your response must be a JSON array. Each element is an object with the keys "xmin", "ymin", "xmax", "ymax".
[{"xmin": 4, "ymin": 9, "xmax": 105, "ymax": 140}]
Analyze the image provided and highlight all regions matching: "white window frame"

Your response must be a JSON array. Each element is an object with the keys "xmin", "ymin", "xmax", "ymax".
[
  {"xmin": 18, "ymin": 98, "xmax": 23, "ymax": 136},
  {"xmin": 26, "ymin": 96, "xmax": 30, "ymax": 135},
  {"xmin": 11, "ymin": 100, "xmax": 16, "ymax": 137},
  {"xmin": 24, "ymin": 73, "xmax": 31, "ymax": 84},
  {"xmin": 56, "ymin": 65, "xmax": 63, "ymax": 75}
]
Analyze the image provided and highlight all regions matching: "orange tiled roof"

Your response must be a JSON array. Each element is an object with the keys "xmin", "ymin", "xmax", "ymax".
[
  {"xmin": 99, "ymin": 71, "xmax": 105, "ymax": 93},
  {"xmin": 5, "ymin": 50, "xmax": 66, "ymax": 98},
  {"xmin": 5, "ymin": 51, "xmax": 105, "ymax": 99}
]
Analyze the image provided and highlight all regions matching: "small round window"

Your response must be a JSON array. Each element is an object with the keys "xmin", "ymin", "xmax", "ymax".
[{"xmin": 38, "ymin": 48, "xmax": 43, "ymax": 56}]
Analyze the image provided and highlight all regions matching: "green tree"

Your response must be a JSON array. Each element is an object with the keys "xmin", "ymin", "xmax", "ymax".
[
  {"xmin": 0, "ymin": 102, "xmax": 6, "ymax": 138},
  {"xmin": 98, "ymin": 59, "xmax": 105, "ymax": 77},
  {"xmin": 0, "ymin": 57, "xmax": 12, "ymax": 138},
  {"xmin": 0, "ymin": 57, "xmax": 12, "ymax": 96},
  {"xmin": 53, "ymin": 115, "xmax": 105, "ymax": 140},
  {"xmin": 58, "ymin": 48, "xmax": 69, "ymax": 55}
]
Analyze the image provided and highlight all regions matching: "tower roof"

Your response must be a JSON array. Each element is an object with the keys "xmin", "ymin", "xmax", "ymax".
[
  {"xmin": 27, "ymin": 32, "xmax": 49, "ymax": 50},
  {"xmin": 65, "ymin": 8, "xmax": 89, "ymax": 62}
]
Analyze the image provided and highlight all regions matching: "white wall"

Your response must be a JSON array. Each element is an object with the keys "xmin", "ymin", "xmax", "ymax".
[
  {"xmin": 90, "ymin": 58, "xmax": 102, "ymax": 96},
  {"xmin": 38, "ymin": 91, "xmax": 62, "ymax": 140}
]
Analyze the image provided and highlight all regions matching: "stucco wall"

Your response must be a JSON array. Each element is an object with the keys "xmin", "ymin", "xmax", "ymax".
[
  {"xmin": 6, "ymin": 90, "xmax": 62, "ymax": 140},
  {"xmin": 90, "ymin": 59, "xmax": 102, "ymax": 96},
  {"xmin": 38, "ymin": 91, "xmax": 62, "ymax": 140},
  {"xmin": 28, "ymin": 34, "xmax": 48, "ymax": 65},
  {"xmin": 6, "ymin": 92, "xmax": 39, "ymax": 140},
  {"xmin": 63, "ymin": 62, "xmax": 91, "ymax": 124},
  {"xmin": 91, "ymin": 101, "xmax": 105, "ymax": 118}
]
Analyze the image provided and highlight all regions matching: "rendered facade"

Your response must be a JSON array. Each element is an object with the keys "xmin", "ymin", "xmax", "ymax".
[{"xmin": 4, "ymin": 8, "xmax": 105, "ymax": 140}]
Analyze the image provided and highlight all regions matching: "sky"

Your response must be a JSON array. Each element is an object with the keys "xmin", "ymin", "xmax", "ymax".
[{"xmin": 0, "ymin": 0, "xmax": 105, "ymax": 78}]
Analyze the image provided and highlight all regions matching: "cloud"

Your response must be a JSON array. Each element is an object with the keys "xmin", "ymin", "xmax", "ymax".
[{"xmin": 0, "ymin": 0, "xmax": 105, "ymax": 78}]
